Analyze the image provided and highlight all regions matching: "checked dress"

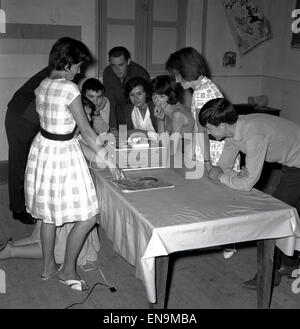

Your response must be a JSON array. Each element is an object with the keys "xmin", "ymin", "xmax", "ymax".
[{"xmin": 25, "ymin": 78, "xmax": 99, "ymax": 225}]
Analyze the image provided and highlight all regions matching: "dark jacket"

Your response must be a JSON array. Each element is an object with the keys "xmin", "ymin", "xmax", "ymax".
[
  {"xmin": 124, "ymin": 101, "xmax": 158, "ymax": 133},
  {"xmin": 7, "ymin": 66, "xmax": 51, "ymax": 126},
  {"xmin": 103, "ymin": 61, "xmax": 150, "ymax": 129}
]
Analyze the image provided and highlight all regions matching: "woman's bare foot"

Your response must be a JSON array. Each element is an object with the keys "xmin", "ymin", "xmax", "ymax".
[
  {"xmin": 41, "ymin": 263, "xmax": 61, "ymax": 280},
  {"xmin": 57, "ymin": 270, "xmax": 89, "ymax": 291},
  {"xmin": 11, "ymin": 236, "xmax": 40, "ymax": 247},
  {"xmin": 11, "ymin": 222, "xmax": 41, "ymax": 247},
  {"xmin": 56, "ymin": 266, "xmax": 89, "ymax": 290}
]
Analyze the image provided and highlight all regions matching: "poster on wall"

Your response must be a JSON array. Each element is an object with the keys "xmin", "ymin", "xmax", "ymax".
[{"xmin": 221, "ymin": 0, "xmax": 272, "ymax": 54}]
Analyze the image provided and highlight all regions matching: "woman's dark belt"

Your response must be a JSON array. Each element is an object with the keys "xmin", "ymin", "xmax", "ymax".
[{"xmin": 40, "ymin": 128, "xmax": 76, "ymax": 141}]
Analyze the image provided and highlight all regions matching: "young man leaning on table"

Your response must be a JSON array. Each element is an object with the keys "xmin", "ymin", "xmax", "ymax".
[{"xmin": 198, "ymin": 98, "xmax": 300, "ymax": 289}]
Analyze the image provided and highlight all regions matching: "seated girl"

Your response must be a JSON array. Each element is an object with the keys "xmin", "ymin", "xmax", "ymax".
[
  {"xmin": 124, "ymin": 77, "xmax": 158, "ymax": 140},
  {"xmin": 81, "ymin": 78, "xmax": 110, "ymax": 135},
  {"xmin": 151, "ymin": 75, "xmax": 194, "ymax": 156}
]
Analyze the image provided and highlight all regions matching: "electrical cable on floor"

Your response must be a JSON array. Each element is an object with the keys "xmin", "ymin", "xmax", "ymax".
[
  {"xmin": 64, "ymin": 281, "xmax": 115, "ymax": 309},
  {"xmin": 63, "ymin": 264, "xmax": 117, "ymax": 309}
]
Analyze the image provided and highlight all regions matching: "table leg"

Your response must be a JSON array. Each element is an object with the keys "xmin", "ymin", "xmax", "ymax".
[
  {"xmin": 257, "ymin": 239, "xmax": 275, "ymax": 309},
  {"xmin": 149, "ymin": 256, "xmax": 169, "ymax": 309}
]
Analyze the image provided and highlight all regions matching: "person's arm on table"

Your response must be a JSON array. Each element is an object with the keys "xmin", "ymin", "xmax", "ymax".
[
  {"xmin": 205, "ymin": 138, "xmax": 239, "ymax": 182},
  {"xmin": 70, "ymin": 95, "xmax": 124, "ymax": 180},
  {"xmin": 218, "ymin": 135, "xmax": 268, "ymax": 191}
]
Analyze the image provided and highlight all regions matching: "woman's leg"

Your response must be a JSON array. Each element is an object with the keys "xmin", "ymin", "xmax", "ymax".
[
  {"xmin": 11, "ymin": 220, "xmax": 41, "ymax": 247},
  {"xmin": 41, "ymin": 222, "xmax": 57, "ymax": 277},
  {"xmin": 58, "ymin": 217, "xmax": 96, "ymax": 282},
  {"xmin": 0, "ymin": 242, "xmax": 42, "ymax": 259}
]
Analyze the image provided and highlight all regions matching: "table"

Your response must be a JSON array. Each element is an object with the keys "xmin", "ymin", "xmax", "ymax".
[{"xmin": 91, "ymin": 167, "xmax": 300, "ymax": 308}]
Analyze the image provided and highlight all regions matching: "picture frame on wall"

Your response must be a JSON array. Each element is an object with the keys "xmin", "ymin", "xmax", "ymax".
[{"xmin": 291, "ymin": 0, "xmax": 300, "ymax": 48}]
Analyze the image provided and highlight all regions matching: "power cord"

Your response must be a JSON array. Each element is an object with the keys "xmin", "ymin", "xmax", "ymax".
[
  {"xmin": 63, "ymin": 264, "xmax": 117, "ymax": 309},
  {"xmin": 64, "ymin": 281, "xmax": 116, "ymax": 309}
]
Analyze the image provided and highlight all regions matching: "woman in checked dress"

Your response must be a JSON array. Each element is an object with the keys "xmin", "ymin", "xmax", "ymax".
[{"xmin": 24, "ymin": 37, "xmax": 123, "ymax": 291}]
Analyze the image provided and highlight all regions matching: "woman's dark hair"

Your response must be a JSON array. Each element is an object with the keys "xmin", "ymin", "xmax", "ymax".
[
  {"xmin": 199, "ymin": 98, "xmax": 238, "ymax": 127},
  {"xmin": 165, "ymin": 47, "xmax": 208, "ymax": 81},
  {"xmin": 82, "ymin": 78, "xmax": 105, "ymax": 95},
  {"xmin": 108, "ymin": 46, "xmax": 131, "ymax": 61},
  {"xmin": 81, "ymin": 78, "xmax": 105, "ymax": 115},
  {"xmin": 124, "ymin": 77, "xmax": 151, "ymax": 103},
  {"xmin": 82, "ymin": 96, "xmax": 96, "ymax": 115},
  {"xmin": 48, "ymin": 37, "xmax": 92, "ymax": 70},
  {"xmin": 150, "ymin": 75, "xmax": 179, "ymax": 105}
]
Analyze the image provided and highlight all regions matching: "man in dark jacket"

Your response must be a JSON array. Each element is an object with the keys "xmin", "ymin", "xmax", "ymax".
[
  {"xmin": 103, "ymin": 46, "xmax": 150, "ymax": 129},
  {"xmin": 5, "ymin": 67, "xmax": 51, "ymax": 224}
]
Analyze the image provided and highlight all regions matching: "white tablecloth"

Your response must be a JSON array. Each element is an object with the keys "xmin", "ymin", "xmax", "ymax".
[{"xmin": 92, "ymin": 168, "xmax": 300, "ymax": 303}]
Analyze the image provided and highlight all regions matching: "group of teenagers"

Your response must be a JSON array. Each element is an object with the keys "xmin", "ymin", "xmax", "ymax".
[{"xmin": 0, "ymin": 36, "xmax": 300, "ymax": 292}]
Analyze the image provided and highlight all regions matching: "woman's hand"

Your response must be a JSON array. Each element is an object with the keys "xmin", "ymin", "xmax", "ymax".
[
  {"xmin": 208, "ymin": 166, "xmax": 223, "ymax": 181},
  {"xmin": 105, "ymin": 155, "xmax": 125, "ymax": 180},
  {"xmin": 92, "ymin": 115, "xmax": 109, "ymax": 135},
  {"xmin": 110, "ymin": 166, "xmax": 125, "ymax": 181},
  {"xmin": 154, "ymin": 105, "xmax": 165, "ymax": 120}
]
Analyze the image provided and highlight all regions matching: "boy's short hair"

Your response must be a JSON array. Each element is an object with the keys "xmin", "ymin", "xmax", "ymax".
[
  {"xmin": 150, "ymin": 75, "xmax": 179, "ymax": 105},
  {"xmin": 82, "ymin": 78, "xmax": 105, "ymax": 95},
  {"xmin": 199, "ymin": 98, "xmax": 238, "ymax": 127},
  {"xmin": 48, "ymin": 37, "xmax": 92, "ymax": 70},
  {"xmin": 124, "ymin": 77, "xmax": 151, "ymax": 103},
  {"xmin": 165, "ymin": 47, "xmax": 208, "ymax": 81},
  {"xmin": 108, "ymin": 46, "xmax": 131, "ymax": 61}
]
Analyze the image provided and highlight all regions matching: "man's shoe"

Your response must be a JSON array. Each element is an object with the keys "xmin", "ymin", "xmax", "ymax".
[
  {"xmin": 243, "ymin": 271, "xmax": 281, "ymax": 290},
  {"xmin": 13, "ymin": 211, "xmax": 36, "ymax": 225}
]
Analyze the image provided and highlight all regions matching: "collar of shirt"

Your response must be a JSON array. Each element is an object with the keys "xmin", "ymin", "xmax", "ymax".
[
  {"xmin": 195, "ymin": 75, "xmax": 209, "ymax": 88},
  {"xmin": 233, "ymin": 116, "xmax": 245, "ymax": 141},
  {"xmin": 132, "ymin": 106, "xmax": 151, "ymax": 129}
]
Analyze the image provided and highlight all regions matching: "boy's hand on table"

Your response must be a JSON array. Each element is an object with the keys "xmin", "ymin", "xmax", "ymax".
[
  {"xmin": 237, "ymin": 166, "xmax": 249, "ymax": 178},
  {"xmin": 208, "ymin": 166, "xmax": 223, "ymax": 182}
]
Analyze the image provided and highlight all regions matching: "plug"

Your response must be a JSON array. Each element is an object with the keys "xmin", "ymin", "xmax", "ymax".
[{"xmin": 109, "ymin": 286, "xmax": 117, "ymax": 293}]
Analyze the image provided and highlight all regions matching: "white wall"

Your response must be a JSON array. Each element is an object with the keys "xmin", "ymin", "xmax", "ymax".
[{"xmin": 0, "ymin": 0, "xmax": 97, "ymax": 161}]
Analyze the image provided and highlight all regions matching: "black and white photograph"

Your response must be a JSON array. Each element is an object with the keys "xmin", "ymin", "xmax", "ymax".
[{"xmin": 0, "ymin": 0, "xmax": 300, "ymax": 314}]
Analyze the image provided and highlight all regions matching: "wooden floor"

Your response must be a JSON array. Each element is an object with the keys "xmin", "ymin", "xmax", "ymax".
[{"xmin": 0, "ymin": 170, "xmax": 300, "ymax": 309}]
